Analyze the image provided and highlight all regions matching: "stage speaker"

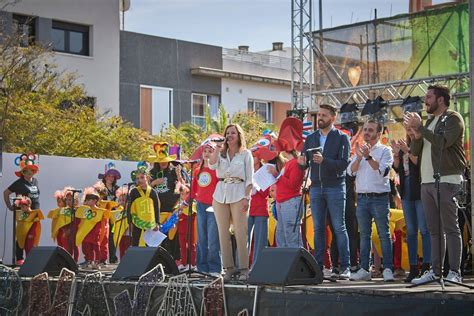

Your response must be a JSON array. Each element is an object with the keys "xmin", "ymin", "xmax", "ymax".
[
  {"xmin": 248, "ymin": 247, "xmax": 323, "ymax": 286},
  {"xmin": 18, "ymin": 246, "xmax": 78, "ymax": 277},
  {"xmin": 111, "ymin": 246, "xmax": 179, "ymax": 280}
]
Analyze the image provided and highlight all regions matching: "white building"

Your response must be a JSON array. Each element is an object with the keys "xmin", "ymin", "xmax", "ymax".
[{"xmin": 2, "ymin": 0, "xmax": 120, "ymax": 115}]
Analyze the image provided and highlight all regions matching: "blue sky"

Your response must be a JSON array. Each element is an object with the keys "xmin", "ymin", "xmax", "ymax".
[{"xmin": 124, "ymin": 0, "xmax": 447, "ymax": 51}]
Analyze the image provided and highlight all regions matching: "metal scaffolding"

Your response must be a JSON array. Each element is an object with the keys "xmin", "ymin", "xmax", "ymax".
[
  {"xmin": 291, "ymin": 0, "xmax": 313, "ymax": 110},
  {"xmin": 313, "ymin": 72, "xmax": 470, "ymax": 107}
]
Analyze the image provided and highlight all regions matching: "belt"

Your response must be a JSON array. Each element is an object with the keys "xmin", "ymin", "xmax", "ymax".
[
  {"xmin": 358, "ymin": 192, "xmax": 389, "ymax": 198},
  {"xmin": 218, "ymin": 177, "xmax": 244, "ymax": 184}
]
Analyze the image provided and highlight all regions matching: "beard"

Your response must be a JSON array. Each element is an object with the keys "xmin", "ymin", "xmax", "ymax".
[
  {"xmin": 426, "ymin": 101, "xmax": 439, "ymax": 114},
  {"xmin": 318, "ymin": 120, "xmax": 331, "ymax": 129}
]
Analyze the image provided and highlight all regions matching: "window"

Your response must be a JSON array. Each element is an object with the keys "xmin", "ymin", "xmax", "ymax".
[
  {"xmin": 12, "ymin": 14, "xmax": 36, "ymax": 47},
  {"xmin": 248, "ymin": 100, "xmax": 272, "ymax": 122},
  {"xmin": 52, "ymin": 21, "xmax": 89, "ymax": 56},
  {"xmin": 192, "ymin": 94, "xmax": 220, "ymax": 127},
  {"xmin": 192, "ymin": 94, "xmax": 206, "ymax": 127}
]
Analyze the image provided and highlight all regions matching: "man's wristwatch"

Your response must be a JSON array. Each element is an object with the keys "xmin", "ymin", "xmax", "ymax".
[{"xmin": 365, "ymin": 155, "xmax": 373, "ymax": 161}]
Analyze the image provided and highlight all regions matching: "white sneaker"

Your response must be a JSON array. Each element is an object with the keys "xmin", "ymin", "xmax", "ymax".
[
  {"xmin": 209, "ymin": 272, "xmax": 222, "ymax": 278},
  {"xmin": 411, "ymin": 269, "xmax": 436, "ymax": 285},
  {"xmin": 349, "ymin": 268, "xmax": 371, "ymax": 281},
  {"xmin": 446, "ymin": 270, "xmax": 462, "ymax": 284},
  {"xmin": 339, "ymin": 268, "xmax": 351, "ymax": 280},
  {"xmin": 323, "ymin": 268, "xmax": 332, "ymax": 278},
  {"xmin": 178, "ymin": 264, "xmax": 186, "ymax": 272},
  {"xmin": 383, "ymin": 268, "xmax": 394, "ymax": 282}
]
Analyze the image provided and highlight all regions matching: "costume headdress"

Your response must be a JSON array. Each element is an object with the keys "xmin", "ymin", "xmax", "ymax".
[
  {"xmin": 14, "ymin": 153, "xmax": 39, "ymax": 177},
  {"xmin": 98, "ymin": 162, "xmax": 121, "ymax": 180},
  {"xmin": 274, "ymin": 117, "xmax": 304, "ymax": 152},
  {"xmin": 147, "ymin": 142, "xmax": 177, "ymax": 163}
]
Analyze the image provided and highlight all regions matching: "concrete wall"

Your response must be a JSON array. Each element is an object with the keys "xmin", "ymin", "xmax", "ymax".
[
  {"xmin": 3, "ymin": 0, "xmax": 121, "ymax": 115},
  {"xmin": 120, "ymin": 31, "xmax": 222, "ymax": 127},
  {"xmin": 221, "ymin": 78, "xmax": 291, "ymax": 117}
]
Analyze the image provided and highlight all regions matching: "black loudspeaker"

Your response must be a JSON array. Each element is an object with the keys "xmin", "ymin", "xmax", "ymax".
[
  {"xmin": 111, "ymin": 246, "xmax": 179, "ymax": 280},
  {"xmin": 18, "ymin": 246, "xmax": 78, "ymax": 277},
  {"xmin": 248, "ymin": 247, "xmax": 323, "ymax": 285}
]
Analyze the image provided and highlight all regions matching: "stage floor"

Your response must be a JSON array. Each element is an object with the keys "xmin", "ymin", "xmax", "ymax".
[{"xmin": 11, "ymin": 264, "xmax": 474, "ymax": 315}]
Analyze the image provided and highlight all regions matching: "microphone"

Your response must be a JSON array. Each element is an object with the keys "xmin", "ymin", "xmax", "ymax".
[
  {"xmin": 440, "ymin": 114, "xmax": 448, "ymax": 124},
  {"xmin": 305, "ymin": 147, "xmax": 322, "ymax": 154},
  {"xmin": 68, "ymin": 189, "xmax": 83, "ymax": 193},
  {"xmin": 184, "ymin": 159, "xmax": 201, "ymax": 164},
  {"xmin": 124, "ymin": 182, "xmax": 136, "ymax": 186},
  {"xmin": 211, "ymin": 137, "xmax": 226, "ymax": 143}
]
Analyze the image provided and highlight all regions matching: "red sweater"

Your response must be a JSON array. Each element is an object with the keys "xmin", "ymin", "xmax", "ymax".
[
  {"xmin": 275, "ymin": 158, "xmax": 304, "ymax": 203},
  {"xmin": 249, "ymin": 187, "xmax": 270, "ymax": 217},
  {"xmin": 192, "ymin": 166, "xmax": 218, "ymax": 205}
]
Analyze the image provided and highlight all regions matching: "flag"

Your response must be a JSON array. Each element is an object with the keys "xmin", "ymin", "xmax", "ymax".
[{"xmin": 302, "ymin": 117, "xmax": 313, "ymax": 139}]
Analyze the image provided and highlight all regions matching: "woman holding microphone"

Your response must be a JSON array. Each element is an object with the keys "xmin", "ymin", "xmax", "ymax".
[{"xmin": 209, "ymin": 124, "xmax": 254, "ymax": 282}]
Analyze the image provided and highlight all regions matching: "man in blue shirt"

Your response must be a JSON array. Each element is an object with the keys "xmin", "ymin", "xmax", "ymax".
[{"xmin": 298, "ymin": 104, "xmax": 351, "ymax": 279}]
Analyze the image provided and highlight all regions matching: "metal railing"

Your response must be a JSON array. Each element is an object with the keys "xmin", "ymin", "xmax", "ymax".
[{"xmin": 222, "ymin": 48, "xmax": 292, "ymax": 70}]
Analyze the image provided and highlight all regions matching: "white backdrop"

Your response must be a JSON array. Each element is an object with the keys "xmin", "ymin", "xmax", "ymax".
[{"xmin": 0, "ymin": 153, "xmax": 139, "ymax": 264}]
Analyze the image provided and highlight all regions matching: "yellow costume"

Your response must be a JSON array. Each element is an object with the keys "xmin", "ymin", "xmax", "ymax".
[
  {"xmin": 75, "ymin": 205, "xmax": 109, "ymax": 246},
  {"xmin": 16, "ymin": 209, "xmax": 44, "ymax": 248},
  {"xmin": 47, "ymin": 207, "xmax": 73, "ymax": 241},
  {"xmin": 130, "ymin": 186, "xmax": 157, "ymax": 246}
]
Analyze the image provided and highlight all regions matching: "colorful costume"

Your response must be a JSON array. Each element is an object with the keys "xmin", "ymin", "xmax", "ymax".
[
  {"xmin": 16, "ymin": 209, "xmax": 43, "ymax": 255},
  {"xmin": 129, "ymin": 185, "xmax": 160, "ymax": 246},
  {"xmin": 48, "ymin": 206, "xmax": 79, "ymax": 261},
  {"xmin": 177, "ymin": 200, "xmax": 197, "ymax": 267},
  {"xmin": 75, "ymin": 205, "xmax": 110, "ymax": 262}
]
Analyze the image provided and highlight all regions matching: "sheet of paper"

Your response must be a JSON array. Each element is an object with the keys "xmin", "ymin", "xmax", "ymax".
[
  {"xmin": 143, "ymin": 229, "xmax": 167, "ymax": 247},
  {"xmin": 206, "ymin": 206, "xmax": 214, "ymax": 213},
  {"xmin": 253, "ymin": 164, "xmax": 277, "ymax": 192}
]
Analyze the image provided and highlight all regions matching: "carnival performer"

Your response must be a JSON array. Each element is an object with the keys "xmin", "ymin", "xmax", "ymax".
[
  {"xmin": 270, "ymin": 117, "xmax": 305, "ymax": 248},
  {"xmin": 191, "ymin": 139, "xmax": 221, "ymax": 276},
  {"xmin": 176, "ymin": 183, "xmax": 197, "ymax": 271},
  {"xmin": 75, "ymin": 188, "xmax": 110, "ymax": 269},
  {"xmin": 209, "ymin": 124, "xmax": 254, "ymax": 281},
  {"xmin": 129, "ymin": 166, "xmax": 161, "ymax": 246},
  {"xmin": 15, "ymin": 196, "xmax": 44, "ymax": 258},
  {"xmin": 48, "ymin": 187, "xmax": 80, "ymax": 261},
  {"xmin": 148, "ymin": 142, "xmax": 184, "ymax": 260},
  {"xmin": 110, "ymin": 186, "xmax": 131, "ymax": 259},
  {"xmin": 248, "ymin": 135, "xmax": 278, "ymax": 269},
  {"xmin": 98, "ymin": 164, "xmax": 121, "ymax": 263},
  {"xmin": 3, "ymin": 154, "xmax": 40, "ymax": 265}
]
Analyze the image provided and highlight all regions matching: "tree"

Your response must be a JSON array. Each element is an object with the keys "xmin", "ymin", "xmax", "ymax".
[
  {"xmin": 0, "ymin": 25, "xmax": 153, "ymax": 161},
  {"xmin": 230, "ymin": 111, "xmax": 276, "ymax": 147}
]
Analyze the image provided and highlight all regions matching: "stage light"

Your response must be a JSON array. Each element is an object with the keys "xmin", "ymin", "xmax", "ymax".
[
  {"xmin": 339, "ymin": 102, "xmax": 359, "ymax": 124},
  {"xmin": 402, "ymin": 96, "xmax": 423, "ymax": 113},
  {"xmin": 348, "ymin": 66, "xmax": 362, "ymax": 87},
  {"xmin": 361, "ymin": 96, "xmax": 395, "ymax": 125}
]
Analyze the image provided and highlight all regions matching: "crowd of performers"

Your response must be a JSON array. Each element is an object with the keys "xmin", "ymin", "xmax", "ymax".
[{"xmin": 3, "ymin": 85, "xmax": 471, "ymax": 284}]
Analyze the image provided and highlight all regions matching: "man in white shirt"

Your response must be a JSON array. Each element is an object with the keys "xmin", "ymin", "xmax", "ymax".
[{"xmin": 347, "ymin": 120, "xmax": 395, "ymax": 282}]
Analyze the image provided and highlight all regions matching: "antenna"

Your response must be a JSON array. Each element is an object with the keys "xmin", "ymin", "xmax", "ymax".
[{"xmin": 119, "ymin": 0, "xmax": 131, "ymax": 30}]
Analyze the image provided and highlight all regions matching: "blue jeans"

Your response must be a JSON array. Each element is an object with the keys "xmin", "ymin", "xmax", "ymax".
[
  {"xmin": 276, "ymin": 196, "xmax": 303, "ymax": 248},
  {"xmin": 310, "ymin": 186, "xmax": 350, "ymax": 270},
  {"xmin": 248, "ymin": 216, "xmax": 268, "ymax": 269},
  {"xmin": 356, "ymin": 194, "xmax": 393, "ymax": 270},
  {"xmin": 196, "ymin": 202, "xmax": 222, "ymax": 273},
  {"xmin": 401, "ymin": 199, "xmax": 431, "ymax": 265}
]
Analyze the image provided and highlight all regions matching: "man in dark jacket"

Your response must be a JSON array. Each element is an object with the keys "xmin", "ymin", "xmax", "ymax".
[
  {"xmin": 298, "ymin": 104, "xmax": 351, "ymax": 279},
  {"xmin": 404, "ymin": 85, "xmax": 466, "ymax": 284}
]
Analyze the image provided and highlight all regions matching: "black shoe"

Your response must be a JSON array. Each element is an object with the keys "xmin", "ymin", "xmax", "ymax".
[
  {"xmin": 420, "ymin": 263, "xmax": 430, "ymax": 276},
  {"xmin": 404, "ymin": 265, "xmax": 419, "ymax": 283}
]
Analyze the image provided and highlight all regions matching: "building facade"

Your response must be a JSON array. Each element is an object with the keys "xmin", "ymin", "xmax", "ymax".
[
  {"xmin": 120, "ymin": 31, "xmax": 222, "ymax": 133},
  {"xmin": 1, "ymin": 0, "xmax": 121, "ymax": 115}
]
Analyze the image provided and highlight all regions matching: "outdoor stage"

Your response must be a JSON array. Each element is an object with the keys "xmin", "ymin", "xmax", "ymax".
[{"xmin": 6, "ymin": 264, "xmax": 474, "ymax": 316}]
